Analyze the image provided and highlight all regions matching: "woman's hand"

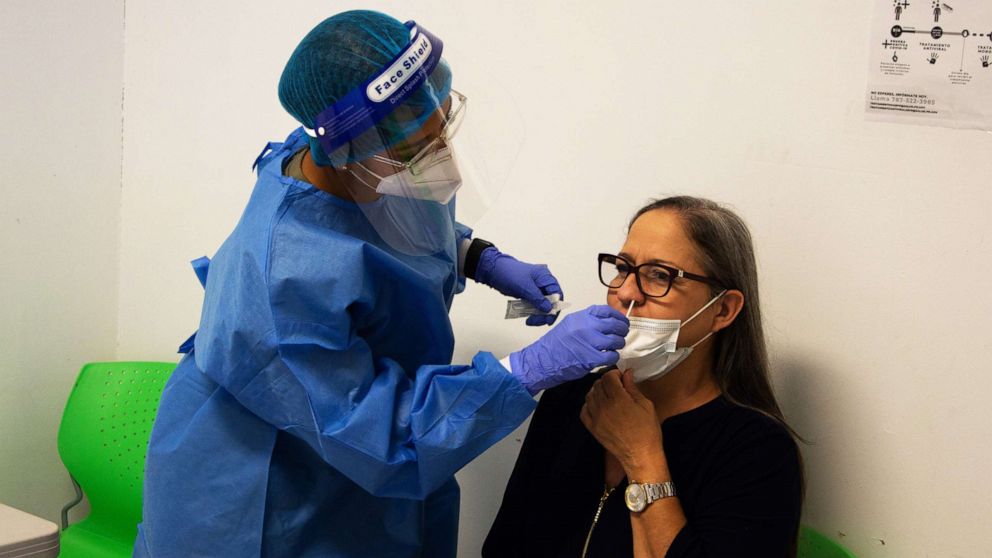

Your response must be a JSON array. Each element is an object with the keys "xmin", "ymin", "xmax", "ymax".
[
  {"xmin": 584, "ymin": 370, "xmax": 686, "ymax": 558},
  {"xmin": 580, "ymin": 369, "xmax": 665, "ymax": 471}
]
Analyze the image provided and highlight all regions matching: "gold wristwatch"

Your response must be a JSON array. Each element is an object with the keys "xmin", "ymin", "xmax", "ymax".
[{"xmin": 624, "ymin": 480, "xmax": 676, "ymax": 512}]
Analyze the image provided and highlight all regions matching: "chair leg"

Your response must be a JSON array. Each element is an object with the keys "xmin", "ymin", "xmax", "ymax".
[{"xmin": 61, "ymin": 475, "xmax": 84, "ymax": 530}]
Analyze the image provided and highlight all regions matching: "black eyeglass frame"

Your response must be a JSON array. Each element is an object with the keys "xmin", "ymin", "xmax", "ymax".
[{"xmin": 597, "ymin": 253, "xmax": 726, "ymax": 298}]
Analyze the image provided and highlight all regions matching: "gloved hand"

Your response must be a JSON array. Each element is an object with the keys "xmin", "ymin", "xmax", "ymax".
[
  {"xmin": 509, "ymin": 305, "xmax": 629, "ymax": 395},
  {"xmin": 475, "ymin": 247, "xmax": 563, "ymax": 326}
]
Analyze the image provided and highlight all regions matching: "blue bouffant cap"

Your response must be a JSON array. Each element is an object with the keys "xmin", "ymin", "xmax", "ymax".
[{"xmin": 278, "ymin": 10, "xmax": 452, "ymax": 166}]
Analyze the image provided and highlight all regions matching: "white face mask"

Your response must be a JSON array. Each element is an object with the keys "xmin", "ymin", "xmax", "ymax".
[
  {"xmin": 617, "ymin": 291, "xmax": 726, "ymax": 383},
  {"xmin": 352, "ymin": 148, "xmax": 462, "ymax": 204}
]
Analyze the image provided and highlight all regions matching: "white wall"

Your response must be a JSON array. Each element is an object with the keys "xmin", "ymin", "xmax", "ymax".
[
  {"xmin": 0, "ymin": 2, "xmax": 124, "ymax": 523},
  {"xmin": 115, "ymin": 1, "xmax": 992, "ymax": 557}
]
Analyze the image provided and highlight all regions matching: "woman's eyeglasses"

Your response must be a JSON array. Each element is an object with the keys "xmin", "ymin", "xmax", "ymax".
[{"xmin": 597, "ymin": 253, "xmax": 725, "ymax": 298}]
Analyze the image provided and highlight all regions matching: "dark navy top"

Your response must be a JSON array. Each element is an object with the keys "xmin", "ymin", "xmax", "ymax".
[{"xmin": 483, "ymin": 373, "xmax": 802, "ymax": 558}]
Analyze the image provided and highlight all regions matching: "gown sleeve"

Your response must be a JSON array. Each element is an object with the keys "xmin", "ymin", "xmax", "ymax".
[{"xmin": 213, "ymin": 326, "xmax": 535, "ymax": 500}]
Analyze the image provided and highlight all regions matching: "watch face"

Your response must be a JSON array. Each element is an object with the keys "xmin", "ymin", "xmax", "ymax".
[{"xmin": 625, "ymin": 484, "xmax": 646, "ymax": 512}]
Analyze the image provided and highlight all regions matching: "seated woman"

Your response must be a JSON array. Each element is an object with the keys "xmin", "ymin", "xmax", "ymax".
[{"xmin": 483, "ymin": 196, "xmax": 803, "ymax": 558}]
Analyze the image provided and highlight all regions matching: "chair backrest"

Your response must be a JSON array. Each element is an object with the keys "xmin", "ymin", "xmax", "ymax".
[
  {"xmin": 57, "ymin": 361, "xmax": 176, "ymax": 541},
  {"xmin": 798, "ymin": 525, "xmax": 857, "ymax": 558}
]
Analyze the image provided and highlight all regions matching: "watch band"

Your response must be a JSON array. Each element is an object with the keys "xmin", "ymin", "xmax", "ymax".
[
  {"xmin": 464, "ymin": 238, "xmax": 495, "ymax": 281},
  {"xmin": 643, "ymin": 481, "xmax": 677, "ymax": 503}
]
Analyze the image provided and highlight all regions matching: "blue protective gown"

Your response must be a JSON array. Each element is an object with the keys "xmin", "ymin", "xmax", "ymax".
[{"xmin": 134, "ymin": 128, "xmax": 537, "ymax": 558}]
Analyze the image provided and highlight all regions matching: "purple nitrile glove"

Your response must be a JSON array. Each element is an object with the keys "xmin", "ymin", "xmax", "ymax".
[
  {"xmin": 508, "ymin": 305, "xmax": 629, "ymax": 395},
  {"xmin": 475, "ymin": 247, "xmax": 564, "ymax": 326}
]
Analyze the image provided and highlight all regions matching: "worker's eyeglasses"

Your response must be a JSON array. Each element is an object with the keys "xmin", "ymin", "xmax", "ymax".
[
  {"xmin": 597, "ymin": 253, "xmax": 725, "ymax": 298},
  {"xmin": 369, "ymin": 89, "xmax": 467, "ymax": 175}
]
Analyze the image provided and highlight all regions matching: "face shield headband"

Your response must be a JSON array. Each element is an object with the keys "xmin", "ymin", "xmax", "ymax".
[{"xmin": 302, "ymin": 21, "xmax": 445, "ymax": 157}]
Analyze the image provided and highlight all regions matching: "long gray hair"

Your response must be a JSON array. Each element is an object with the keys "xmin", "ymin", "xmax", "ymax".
[
  {"xmin": 630, "ymin": 196, "xmax": 804, "ymax": 554},
  {"xmin": 630, "ymin": 196, "xmax": 786, "ymax": 426}
]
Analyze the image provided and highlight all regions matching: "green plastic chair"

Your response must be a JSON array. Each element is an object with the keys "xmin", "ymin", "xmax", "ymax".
[
  {"xmin": 57, "ymin": 361, "xmax": 176, "ymax": 558},
  {"xmin": 798, "ymin": 525, "xmax": 857, "ymax": 558}
]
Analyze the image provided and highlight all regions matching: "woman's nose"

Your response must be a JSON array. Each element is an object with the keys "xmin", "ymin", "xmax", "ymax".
[{"xmin": 616, "ymin": 272, "xmax": 645, "ymax": 309}]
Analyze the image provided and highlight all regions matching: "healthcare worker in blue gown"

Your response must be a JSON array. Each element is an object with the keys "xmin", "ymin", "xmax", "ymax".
[{"xmin": 135, "ymin": 10, "xmax": 630, "ymax": 558}]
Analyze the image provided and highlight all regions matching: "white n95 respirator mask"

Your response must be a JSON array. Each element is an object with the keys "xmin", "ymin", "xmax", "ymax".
[
  {"xmin": 617, "ymin": 292, "xmax": 726, "ymax": 383},
  {"xmin": 351, "ymin": 149, "xmax": 462, "ymax": 204}
]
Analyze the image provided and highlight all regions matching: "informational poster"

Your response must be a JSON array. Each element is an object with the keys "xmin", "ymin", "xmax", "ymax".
[{"xmin": 866, "ymin": 0, "xmax": 992, "ymax": 130}]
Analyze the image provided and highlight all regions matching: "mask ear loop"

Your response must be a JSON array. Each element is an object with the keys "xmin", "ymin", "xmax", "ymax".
[
  {"xmin": 682, "ymin": 289, "xmax": 727, "ymax": 325},
  {"xmin": 346, "ymin": 161, "xmax": 386, "ymax": 193},
  {"xmin": 685, "ymin": 290, "xmax": 728, "ymax": 348}
]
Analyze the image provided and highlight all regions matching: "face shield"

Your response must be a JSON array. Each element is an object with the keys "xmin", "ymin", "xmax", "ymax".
[{"xmin": 302, "ymin": 22, "xmax": 501, "ymax": 257}]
